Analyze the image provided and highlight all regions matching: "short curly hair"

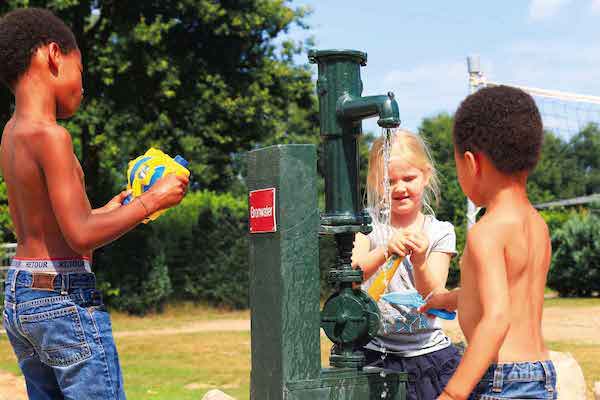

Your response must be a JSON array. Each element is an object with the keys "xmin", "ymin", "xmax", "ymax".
[
  {"xmin": 453, "ymin": 85, "xmax": 543, "ymax": 174},
  {"xmin": 0, "ymin": 8, "xmax": 77, "ymax": 88}
]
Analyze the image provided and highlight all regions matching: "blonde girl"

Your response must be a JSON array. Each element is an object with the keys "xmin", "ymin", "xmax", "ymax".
[{"xmin": 353, "ymin": 129, "xmax": 461, "ymax": 400}]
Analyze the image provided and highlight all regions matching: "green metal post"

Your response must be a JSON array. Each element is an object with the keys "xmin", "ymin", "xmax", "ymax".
[
  {"xmin": 247, "ymin": 145, "xmax": 321, "ymax": 400},
  {"xmin": 247, "ymin": 49, "xmax": 407, "ymax": 400},
  {"xmin": 309, "ymin": 49, "xmax": 401, "ymax": 369}
]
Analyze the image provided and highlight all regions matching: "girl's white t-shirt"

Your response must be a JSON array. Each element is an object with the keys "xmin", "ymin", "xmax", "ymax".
[{"xmin": 363, "ymin": 213, "xmax": 457, "ymax": 357}]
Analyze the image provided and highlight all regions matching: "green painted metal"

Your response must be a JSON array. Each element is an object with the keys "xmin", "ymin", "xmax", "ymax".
[
  {"xmin": 246, "ymin": 48, "xmax": 407, "ymax": 399},
  {"xmin": 285, "ymin": 368, "xmax": 407, "ymax": 400},
  {"xmin": 308, "ymin": 49, "xmax": 400, "ymax": 231},
  {"xmin": 247, "ymin": 145, "xmax": 321, "ymax": 400},
  {"xmin": 247, "ymin": 144, "xmax": 407, "ymax": 399},
  {"xmin": 309, "ymin": 49, "xmax": 401, "ymax": 368}
]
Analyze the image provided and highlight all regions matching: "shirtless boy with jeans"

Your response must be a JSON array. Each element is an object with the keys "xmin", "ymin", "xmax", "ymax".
[
  {"xmin": 422, "ymin": 86, "xmax": 557, "ymax": 399},
  {"xmin": 0, "ymin": 8, "xmax": 188, "ymax": 399}
]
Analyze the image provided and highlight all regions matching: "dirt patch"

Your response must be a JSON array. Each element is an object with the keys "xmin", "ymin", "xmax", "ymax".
[
  {"xmin": 0, "ymin": 370, "xmax": 26, "ymax": 400},
  {"xmin": 442, "ymin": 305, "xmax": 600, "ymax": 345}
]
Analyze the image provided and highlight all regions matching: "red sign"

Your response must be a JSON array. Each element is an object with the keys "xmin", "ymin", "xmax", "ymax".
[{"xmin": 249, "ymin": 188, "xmax": 277, "ymax": 233}]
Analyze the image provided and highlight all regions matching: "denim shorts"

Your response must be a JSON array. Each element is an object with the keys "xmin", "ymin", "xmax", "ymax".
[
  {"xmin": 469, "ymin": 360, "xmax": 558, "ymax": 399},
  {"xmin": 3, "ymin": 266, "xmax": 126, "ymax": 399}
]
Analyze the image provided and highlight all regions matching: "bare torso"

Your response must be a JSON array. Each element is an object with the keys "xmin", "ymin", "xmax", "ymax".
[
  {"xmin": 1, "ymin": 116, "xmax": 91, "ymax": 259},
  {"xmin": 458, "ymin": 203, "xmax": 551, "ymax": 362}
]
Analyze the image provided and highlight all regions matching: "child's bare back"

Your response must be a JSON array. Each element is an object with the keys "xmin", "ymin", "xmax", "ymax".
[
  {"xmin": 458, "ymin": 199, "xmax": 551, "ymax": 363},
  {"xmin": 1, "ymin": 117, "xmax": 90, "ymax": 258},
  {"xmin": 426, "ymin": 86, "xmax": 557, "ymax": 399}
]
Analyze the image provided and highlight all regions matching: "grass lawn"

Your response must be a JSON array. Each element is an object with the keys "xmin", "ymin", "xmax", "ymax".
[
  {"xmin": 109, "ymin": 302, "xmax": 250, "ymax": 332},
  {"xmin": 0, "ymin": 298, "xmax": 598, "ymax": 399}
]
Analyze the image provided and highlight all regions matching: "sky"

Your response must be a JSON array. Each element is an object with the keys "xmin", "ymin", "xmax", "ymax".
[{"xmin": 286, "ymin": 0, "xmax": 600, "ymax": 135}]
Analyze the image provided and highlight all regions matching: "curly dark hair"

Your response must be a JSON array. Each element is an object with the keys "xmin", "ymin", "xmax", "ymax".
[
  {"xmin": 0, "ymin": 8, "xmax": 77, "ymax": 88},
  {"xmin": 453, "ymin": 85, "xmax": 543, "ymax": 174}
]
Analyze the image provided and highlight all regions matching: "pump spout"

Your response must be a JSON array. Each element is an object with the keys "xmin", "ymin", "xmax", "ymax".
[{"xmin": 337, "ymin": 91, "xmax": 400, "ymax": 128}]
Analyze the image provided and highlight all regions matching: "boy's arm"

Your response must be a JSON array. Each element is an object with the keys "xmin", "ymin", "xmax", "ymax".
[
  {"xmin": 352, "ymin": 232, "xmax": 387, "ymax": 281},
  {"xmin": 441, "ymin": 226, "xmax": 511, "ymax": 400},
  {"xmin": 36, "ymin": 126, "xmax": 187, "ymax": 253},
  {"xmin": 419, "ymin": 287, "xmax": 460, "ymax": 312}
]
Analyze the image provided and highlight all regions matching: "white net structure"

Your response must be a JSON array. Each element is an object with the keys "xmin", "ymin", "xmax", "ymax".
[
  {"xmin": 465, "ymin": 56, "xmax": 600, "ymax": 223},
  {"xmin": 471, "ymin": 78, "xmax": 600, "ymax": 140}
]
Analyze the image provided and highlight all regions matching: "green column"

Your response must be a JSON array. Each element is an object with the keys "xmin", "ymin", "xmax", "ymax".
[{"xmin": 247, "ymin": 144, "xmax": 321, "ymax": 400}]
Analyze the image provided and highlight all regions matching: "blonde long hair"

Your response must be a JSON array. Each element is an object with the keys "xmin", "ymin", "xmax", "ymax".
[{"xmin": 366, "ymin": 129, "xmax": 441, "ymax": 222}]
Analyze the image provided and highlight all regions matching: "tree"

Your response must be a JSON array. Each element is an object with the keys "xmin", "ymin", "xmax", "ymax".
[
  {"xmin": 569, "ymin": 123, "xmax": 600, "ymax": 195},
  {"xmin": 0, "ymin": 1, "xmax": 316, "ymax": 207},
  {"xmin": 527, "ymin": 130, "xmax": 585, "ymax": 203},
  {"xmin": 418, "ymin": 113, "xmax": 466, "ymax": 285}
]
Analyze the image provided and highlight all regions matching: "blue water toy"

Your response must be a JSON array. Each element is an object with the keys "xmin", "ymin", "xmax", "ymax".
[{"xmin": 381, "ymin": 291, "xmax": 456, "ymax": 320}]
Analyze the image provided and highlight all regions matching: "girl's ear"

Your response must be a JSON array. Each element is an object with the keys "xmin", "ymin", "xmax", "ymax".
[{"xmin": 422, "ymin": 166, "xmax": 432, "ymax": 187}]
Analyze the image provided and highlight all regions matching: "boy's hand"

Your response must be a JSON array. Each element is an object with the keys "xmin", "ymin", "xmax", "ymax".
[
  {"xmin": 142, "ymin": 173, "xmax": 189, "ymax": 213},
  {"xmin": 418, "ymin": 288, "xmax": 457, "ymax": 313},
  {"xmin": 437, "ymin": 389, "xmax": 462, "ymax": 400},
  {"xmin": 105, "ymin": 190, "xmax": 131, "ymax": 211},
  {"xmin": 93, "ymin": 190, "xmax": 131, "ymax": 214}
]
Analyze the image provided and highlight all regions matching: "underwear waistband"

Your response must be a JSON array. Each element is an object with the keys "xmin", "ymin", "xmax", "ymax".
[{"xmin": 10, "ymin": 257, "xmax": 92, "ymax": 273}]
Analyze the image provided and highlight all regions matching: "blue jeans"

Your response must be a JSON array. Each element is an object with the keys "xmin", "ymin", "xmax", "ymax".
[
  {"xmin": 469, "ymin": 360, "xmax": 558, "ymax": 399},
  {"xmin": 3, "ymin": 269, "xmax": 126, "ymax": 399}
]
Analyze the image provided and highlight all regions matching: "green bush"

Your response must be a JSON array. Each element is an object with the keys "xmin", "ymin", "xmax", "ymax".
[
  {"xmin": 95, "ymin": 225, "xmax": 172, "ymax": 315},
  {"xmin": 94, "ymin": 190, "xmax": 249, "ymax": 313},
  {"xmin": 156, "ymin": 192, "xmax": 248, "ymax": 308},
  {"xmin": 548, "ymin": 213, "xmax": 600, "ymax": 297},
  {"xmin": 540, "ymin": 208, "xmax": 579, "ymax": 234}
]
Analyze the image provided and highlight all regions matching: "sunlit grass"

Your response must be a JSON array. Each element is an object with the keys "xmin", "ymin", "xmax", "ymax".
[{"xmin": 0, "ymin": 299, "xmax": 598, "ymax": 399}]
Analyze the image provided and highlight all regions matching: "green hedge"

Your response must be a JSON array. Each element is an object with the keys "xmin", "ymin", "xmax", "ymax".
[
  {"xmin": 95, "ymin": 191, "xmax": 248, "ymax": 314},
  {"xmin": 548, "ymin": 211, "xmax": 600, "ymax": 297},
  {"xmin": 95, "ymin": 189, "xmax": 348, "ymax": 314}
]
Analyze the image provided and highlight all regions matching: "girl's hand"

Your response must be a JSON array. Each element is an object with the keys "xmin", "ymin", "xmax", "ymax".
[
  {"xmin": 386, "ymin": 229, "xmax": 411, "ymax": 258},
  {"xmin": 404, "ymin": 231, "xmax": 429, "ymax": 267}
]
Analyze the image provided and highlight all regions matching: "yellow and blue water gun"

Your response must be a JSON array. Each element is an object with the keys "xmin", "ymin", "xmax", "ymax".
[{"xmin": 122, "ymin": 148, "xmax": 190, "ymax": 223}]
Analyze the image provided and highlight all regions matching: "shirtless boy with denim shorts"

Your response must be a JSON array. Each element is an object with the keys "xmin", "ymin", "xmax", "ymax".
[
  {"xmin": 422, "ymin": 86, "xmax": 557, "ymax": 400},
  {"xmin": 0, "ymin": 8, "xmax": 188, "ymax": 399}
]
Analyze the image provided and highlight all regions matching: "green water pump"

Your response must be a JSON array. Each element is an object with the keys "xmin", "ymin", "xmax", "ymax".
[{"xmin": 309, "ymin": 49, "xmax": 401, "ymax": 369}]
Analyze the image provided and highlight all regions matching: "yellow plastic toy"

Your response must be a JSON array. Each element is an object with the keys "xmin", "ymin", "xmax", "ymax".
[
  {"xmin": 122, "ymin": 148, "xmax": 190, "ymax": 223},
  {"xmin": 368, "ymin": 255, "xmax": 403, "ymax": 302}
]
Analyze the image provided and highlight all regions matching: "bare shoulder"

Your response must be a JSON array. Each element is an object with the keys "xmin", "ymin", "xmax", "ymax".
[
  {"xmin": 29, "ymin": 124, "xmax": 74, "ymax": 161},
  {"xmin": 31, "ymin": 123, "xmax": 72, "ymax": 144},
  {"xmin": 467, "ymin": 215, "xmax": 514, "ymax": 246},
  {"xmin": 463, "ymin": 215, "xmax": 514, "ymax": 265},
  {"xmin": 532, "ymin": 209, "xmax": 550, "ymax": 238}
]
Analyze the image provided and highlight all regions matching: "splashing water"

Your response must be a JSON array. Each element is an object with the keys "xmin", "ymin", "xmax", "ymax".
[
  {"xmin": 374, "ymin": 128, "xmax": 396, "ymax": 333},
  {"xmin": 379, "ymin": 128, "xmax": 393, "ymax": 228}
]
